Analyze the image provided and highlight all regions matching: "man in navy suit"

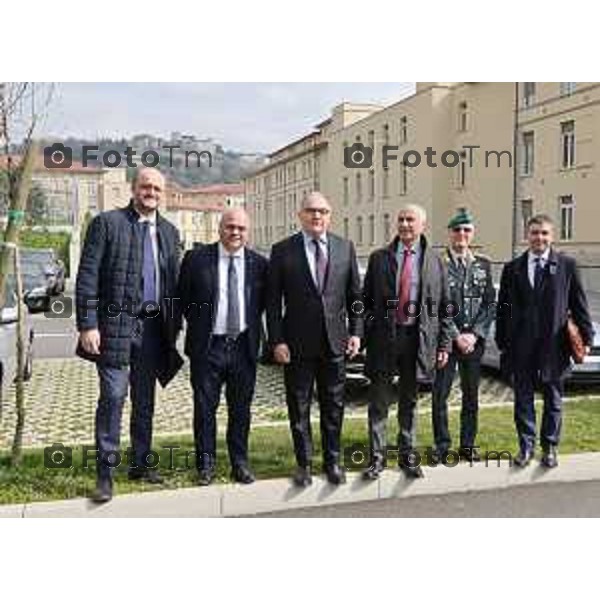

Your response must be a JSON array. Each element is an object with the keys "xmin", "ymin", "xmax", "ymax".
[
  {"xmin": 496, "ymin": 214, "xmax": 593, "ymax": 468},
  {"xmin": 177, "ymin": 208, "xmax": 268, "ymax": 485},
  {"xmin": 76, "ymin": 167, "xmax": 181, "ymax": 503}
]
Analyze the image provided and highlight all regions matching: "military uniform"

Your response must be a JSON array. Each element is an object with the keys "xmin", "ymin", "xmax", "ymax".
[{"xmin": 432, "ymin": 246, "xmax": 496, "ymax": 456}]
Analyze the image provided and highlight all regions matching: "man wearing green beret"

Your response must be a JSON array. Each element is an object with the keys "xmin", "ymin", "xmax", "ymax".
[{"xmin": 431, "ymin": 208, "xmax": 496, "ymax": 463}]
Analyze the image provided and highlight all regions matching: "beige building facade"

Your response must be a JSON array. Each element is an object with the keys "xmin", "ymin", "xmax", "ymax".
[{"xmin": 245, "ymin": 82, "xmax": 600, "ymax": 271}]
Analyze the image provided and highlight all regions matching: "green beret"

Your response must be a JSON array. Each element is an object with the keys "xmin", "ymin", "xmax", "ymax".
[{"xmin": 448, "ymin": 207, "xmax": 474, "ymax": 229}]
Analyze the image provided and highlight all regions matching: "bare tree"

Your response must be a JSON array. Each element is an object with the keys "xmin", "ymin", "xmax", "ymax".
[{"xmin": 0, "ymin": 82, "xmax": 53, "ymax": 465}]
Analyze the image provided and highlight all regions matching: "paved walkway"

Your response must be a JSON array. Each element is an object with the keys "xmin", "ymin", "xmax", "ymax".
[{"xmin": 0, "ymin": 358, "xmax": 516, "ymax": 448}]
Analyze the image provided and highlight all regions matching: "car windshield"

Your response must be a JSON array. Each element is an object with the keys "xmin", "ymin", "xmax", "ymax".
[
  {"xmin": 20, "ymin": 260, "xmax": 46, "ymax": 277},
  {"xmin": 22, "ymin": 250, "xmax": 54, "ymax": 263}
]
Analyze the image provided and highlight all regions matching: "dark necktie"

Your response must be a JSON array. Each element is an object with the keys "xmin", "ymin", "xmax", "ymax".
[
  {"xmin": 534, "ymin": 257, "xmax": 544, "ymax": 290},
  {"xmin": 226, "ymin": 255, "xmax": 240, "ymax": 335},
  {"xmin": 397, "ymin": 248, "xmax": 413, "ymax": 323},
  {"xmin": 142, "ymin": 222, "xmax": 157, "ymax": 304},
  {"xmin": 313, "ymin": 239, "xmax": 327, "ymax": 294}
]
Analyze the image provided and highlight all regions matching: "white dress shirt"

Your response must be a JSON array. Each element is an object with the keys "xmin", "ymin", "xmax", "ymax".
[
  {"xmin": 302, "ymin": 231, "xmax": 328, "ymax": 288},
  {"xmin": 528, "ymin": 248, "xmax": 550, "ymax": 288},
  {"xmin": 137, "ymin": 211, "xmax": 160, "ymax": 300},
  {"xmin": 214, "ymin": 243, "xmax": 246, "ymax": 334}
]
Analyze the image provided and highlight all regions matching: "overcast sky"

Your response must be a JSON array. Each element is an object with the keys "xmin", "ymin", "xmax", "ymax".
[{"xmin": 39, "ymin": 83, "xmax": 415, "ymax": 154}]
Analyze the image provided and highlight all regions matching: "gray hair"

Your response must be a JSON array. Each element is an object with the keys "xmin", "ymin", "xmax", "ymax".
[
  {"xmin": 397, "ymin": 203, "xmax": 427, "ymax": 223},
  {"xmin": 301, "ymin": 191, "xmax": 331, "ymax": 211}
]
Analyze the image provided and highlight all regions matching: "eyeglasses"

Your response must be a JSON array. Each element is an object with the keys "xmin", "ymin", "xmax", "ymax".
[{"xmin": 452, "ymin": 226, "xmax": 474, "ymax": 233}]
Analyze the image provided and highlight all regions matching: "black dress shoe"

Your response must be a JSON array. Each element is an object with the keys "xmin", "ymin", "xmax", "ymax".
[
  {"xmin": 459, "ymin": 447, "xmax": 482, "ymax": 462},
  {"xmin": 324, "ymin": 464, "xmax": 347, "ymax": 485},
  {"xmin": 362, "ymin": 460, "xmax": 385, "ymax": 480},
  {"xmin": 541, "ymin": 446, "xmax": 558, "ymax": 469},
  {"xmin": 292, "ymin": 466, "xmax": 312, "ymax": 487},
  {"xmin": 197, "ymin": 466, "xmax": 216, "ymax": 486},
  {"xmin": 430, "ymin": 449, "xmax": 450, "ymax": 466},
  {"xmin": 128, "ymin": 468, "xmax": 163, "ymax": 484},
  {"xmin": 91, "ymin": 478, "xmax": 113, "ymax": 504},
  {"xmin": 231, "ymin": 464, "xmax": 255, "ymax": 484},
  {"xmin": 399, "ymin": 463, "xmax": 424, "ymax": 479},
  {"xmin": 513, "ymin": 449, "xmax": 535, "ymax": 468}
]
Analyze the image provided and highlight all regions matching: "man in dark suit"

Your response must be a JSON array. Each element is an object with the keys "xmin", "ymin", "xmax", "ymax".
[
  {"xmin": 267, "ymin": 191, "xmax": 362, "ymax": 487},
  {"xmin": 178, "ymin": 208, "xmax": 268, "ymax": 485},
  {"xmin": 76, "ymin": 167, "xmax": 181, "ymax": 503},
  {"xmin": 496, "ymin": 214, "xmax": 593, "ymax": 468},
  {"xmin": 362, "ymin": 204, "xmax": 453, "ymax": 480}
]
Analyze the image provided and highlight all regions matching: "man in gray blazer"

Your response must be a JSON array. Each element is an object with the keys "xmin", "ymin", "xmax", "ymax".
[{"xmin": 267, "ymin": 192, "xmax": 363, "ymax": 487}]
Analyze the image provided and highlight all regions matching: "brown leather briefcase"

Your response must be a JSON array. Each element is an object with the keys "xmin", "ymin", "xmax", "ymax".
[{"xmin": 567, "ymin": 317, "xmax": 586, "ymax": 364}]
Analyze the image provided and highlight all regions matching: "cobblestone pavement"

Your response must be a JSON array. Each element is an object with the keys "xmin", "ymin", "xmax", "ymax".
[{"xmin": 0, "ymin": 359, "xmax": 515, "ymax": 449}]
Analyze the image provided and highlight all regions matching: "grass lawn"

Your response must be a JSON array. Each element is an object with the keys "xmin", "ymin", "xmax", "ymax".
[{"xmin": 1, "ymin": 397, "xmax": 600, "ymax": 505}]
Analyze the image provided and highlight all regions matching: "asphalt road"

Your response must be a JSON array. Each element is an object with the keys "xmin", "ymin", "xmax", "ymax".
[
  {"xmin": 252, "ymin": 480, "xmax": 600, "ymax": 517},
  {"xmin": 30, "ymin": 312, "xmax": 77, "ymax": 359}
]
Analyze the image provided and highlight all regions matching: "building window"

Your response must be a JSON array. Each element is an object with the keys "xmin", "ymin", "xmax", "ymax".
[
  {"xmin": 523, "ymin": 82, "xmax": 536, "ymax": 107},
  {"xmin": 459, "ymin": 157, "xmax": 467, "ymax": 187},
  {"xmin": 561, "ymin": 120, "xmax": 575, "ymax": 168},
  {"xmin": 369, "ymin": 170, "xmax": 375, "ymax": 201},
  {"xmin": 400, "ymin": 116, "xmax": 408, "ymax": 145},
  {"xmin": 522, "ymin": 131, "xmax": 534, "ymax": 176},
  {"xmin": 369, "ymin": 214, "xmax": 375, "ymax": 245},
  {"xmin": 383, "ymin": 123, "xmax": 390, "ymax": 147},
  {"xmin": 382, "ymin": 167, "xmax": 389, "ymax": 197},
  {"xmin": 400, "ymin": 161, "xmax": 408, "ymax": 195},
  {"xmin": 343, "ymin": 177, "xmax": 349, "ymax": 205},
  {"xmin": 458, "ymin": 101, "xmax": 468, "ymax": 132},
  {"xmin": 383, "ymin": 213, "xmax": 391, "ymax": 242},
  {"xmin": 343, "ymin": 217, "xmax": 349, "ymax": 239},
  {"xmin": 356, "ymin": 216, "xmax": 363, "ymax": 245},
  {"xmin": 368, "ymin": 130, "xmax": 375, "ymax": 150},
  {"xmin": 521, "ymin": 199, "xmax": 533, "ymax": 240},
  {"xmin": 559, "ymin": 195, "xmax": 574, "ymax": 240},
  {"xmin": 356, "ymin": 173, "xmax": 362, "ymax": 203},
  {"xmin": 560, "ymin": 82, "xmax": 576, "ymax": 96}
]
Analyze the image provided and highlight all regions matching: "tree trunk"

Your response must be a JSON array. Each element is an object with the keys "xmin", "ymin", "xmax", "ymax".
[{"xmin": 5, "ymin": 140, "xmax": 37, "ymax": 465}]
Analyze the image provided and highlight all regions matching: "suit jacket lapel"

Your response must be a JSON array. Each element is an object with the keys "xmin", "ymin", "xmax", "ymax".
[
  {"xmin": 295, "ymin": 233, "xmax": 320, "ymax": 296},
  {"xmin": 385, "ymin": 239, "xmax": 398, "ymax": 297},
  {"xmin": 208, "ymin": 243, "xmax": 219, "ymax": 327},
  {"xmin": 517, "ymin": 252, "xmax": 531, "ymax": 294}
]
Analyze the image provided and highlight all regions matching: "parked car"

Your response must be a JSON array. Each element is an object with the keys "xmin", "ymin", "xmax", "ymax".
[
  {"xmin": 0, "ymin": 276, "xmax": 34, "ymax": 396},
  {"xmin": 20, "ymin": 248, "xmax": 66, "ymax": 296},
  {"xmin": 21, "ymin": 259, "xmax": 53, "ymax": 313},
  {"xmin": 481, "ymin": 320, "xmax": 600, "ymax": 385}
]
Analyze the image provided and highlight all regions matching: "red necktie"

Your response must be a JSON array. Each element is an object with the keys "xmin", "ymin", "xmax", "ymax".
[{"xmin": 397, "ymin": 247, "xmax": 413, "ymax": 323}]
